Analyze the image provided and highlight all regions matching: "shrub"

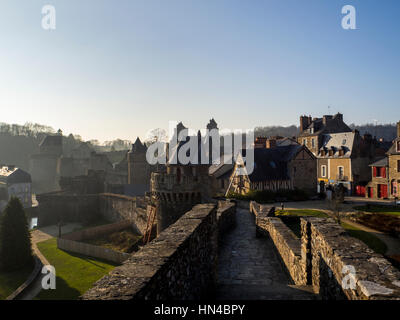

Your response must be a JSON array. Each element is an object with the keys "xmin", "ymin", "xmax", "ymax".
[{"xmin": 0, "ymin": 197, "xmax": 33, "ymax": 271}]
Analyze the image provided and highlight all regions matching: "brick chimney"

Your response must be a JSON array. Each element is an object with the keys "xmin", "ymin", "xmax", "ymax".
[
  {"xmin": 322, "ymin": 115, "xmax": 333, "ymax": 125},
  {"xmin": 300, "ymin": 115, "xmax": 312, "ymax": 133},
  {"xmin": 397, "ymin": 121, "xmax": 400, "ymax": 138},
  {"xmin": 266, "ymin": 139, "xmax": 277, "ymax": 149}
]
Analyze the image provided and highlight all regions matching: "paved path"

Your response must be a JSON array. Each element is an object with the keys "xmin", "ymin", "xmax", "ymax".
[{"xmin": 216, "ymin": 209, "xmax": 317, "ymax": 300}]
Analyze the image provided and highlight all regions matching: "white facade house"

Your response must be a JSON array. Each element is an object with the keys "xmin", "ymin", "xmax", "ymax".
[{"xmin": 0, "ymin": 165, "xmax": 32, "ymax": 212}]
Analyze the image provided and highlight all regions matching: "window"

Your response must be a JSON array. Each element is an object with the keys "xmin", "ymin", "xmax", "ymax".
[
  {"xmin": 303, "ymin": 139, "xmax": 306, "ymax": 146},
  {"xmin": 338, "ymin": 166, "xmax": 344, "ymax": 178},
  {"xmin": 311, "ymin": 138, "xmax": 315, "ymax": 148},
  {"xmin": 321, "ymin": 165, "xmax": 327, "ymax": 178},
  {"xmin": 397, "ymin": 141, "xmax": 400, "ymax": 152},
  {"xmin": 342, "ymin": 139, "xmax": 347, "ymax": 145},
  {"xmin": 398, "ymin": 160, "xmax": 400, "ymax": 172}
]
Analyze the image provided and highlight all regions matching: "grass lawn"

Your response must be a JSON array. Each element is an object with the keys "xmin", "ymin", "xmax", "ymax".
[
  {"xmin": 274, "ymin": 210, "xmax": 387, "ymax": 255},
  {"xmin": 354, "ymin": 205, "xmax": 400, "ymax": 217},
  {"xmin": 275, "ymin": 209, "xmax": 328, "ymax": 218},
  {"xmin": 275, "ymin": 210, "xmax": 328, "ymax": 237},
  {"xmin": 0, "ymin": 264, "xmax": 33, "ymax": 300},
  {"xmin": 36, "ymin": 238, "xmax": 118, "ymax": 300},
  {"xmin": 340, "ymin": 222, "xmax": 388, "ymax": 255}
]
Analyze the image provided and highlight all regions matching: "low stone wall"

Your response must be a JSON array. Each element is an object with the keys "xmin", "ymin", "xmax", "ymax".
[
  {"xmin": 57, "ymin": 238, "xmax": 130, "ymax": 264},
  {"xmin": 82, "ymin": 203, "xmax": 219, "ymax": 300},
  {"xmin": 252, "ymin": 201, "xmax": 400, "ymax": 300},
  {"xmin": 303, "ymin": 217, "xmax": 400, "ymax": 300},
  {"xmin": 62, "ymin": 220, "xmax": 134, "ymax": 242},
  {"xmin": 251, "ymin": 201, "xmax": 307, "ymax": 285}
]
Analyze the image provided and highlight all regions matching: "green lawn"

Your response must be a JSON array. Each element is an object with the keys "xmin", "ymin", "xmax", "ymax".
[
  {"xmin": 354, "ymin": 205, "xmax": 400, "ymax": 217},
  {"xmin": 36, "ymin": 238, "xmax": 118, "ymax": 300},
  {"xmin": 0, "ymin": 265, "xmax": 33, "ymax": 300},
  {"xmin": 275, "ymin": 209, "xmax": 328, "ymax": 218},
  {"xmin": 340, "ymin": 222, "xmax": 388, "ymax": 255},
  {"xmin": 275, "ymin": 210, "xmax": 328, "ymax": 237},
  {"xmin": 274, "ymin": 210, "xmax": 387, "ymax": 255}
]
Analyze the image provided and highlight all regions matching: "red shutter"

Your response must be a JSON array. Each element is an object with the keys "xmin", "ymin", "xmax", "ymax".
[
  {"xmin": 373, "ymin": 167, "xmax": 377, "ymax": 177},
  {"xmin": 382, "ymin": 167, "xmax": 386, "ymax": 178}
]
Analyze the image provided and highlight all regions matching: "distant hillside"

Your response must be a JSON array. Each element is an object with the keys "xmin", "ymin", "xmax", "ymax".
[
  {"xmin": 255, "ymin": 123, "xmax": 397, "ymax": 142},
  {"xmin": 0, "ymin": 122, "xmax": 132, "ymax": 173},
  {"xmin": 348, "ymin": 123, "xmax": 397, "ymax": 142}
]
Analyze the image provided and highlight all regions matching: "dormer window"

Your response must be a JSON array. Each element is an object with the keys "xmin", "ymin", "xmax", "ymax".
[
  {"xmin": 339, "ymin": 149, "xmax": 344, "ymax": 156},
  {"xmin": 397, "ymin": 141, "xmax": 400, "ymax": 152},
  {"xmin": 328, "ymin": 150, "xmax": 334, "ymax": 156}
]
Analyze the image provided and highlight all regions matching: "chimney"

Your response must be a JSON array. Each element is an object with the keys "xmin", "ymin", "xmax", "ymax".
[
  {"xmin": 300, "ymin": 115, "xmax": 311, "ymax": 133},
  {"xmin": 397, "ymin": 121, "xmax": 400, "ymax": 138},
  {"xmin": 334, "ymin": 113, "xmax": 343, "ymax": 122},
  {"xmin": 323, "ymin": 115, "xmax": 333, "ymax": 125},
  {"xmin": 266, "ymin": 139, "xmax": 277, "ymax": 149}
]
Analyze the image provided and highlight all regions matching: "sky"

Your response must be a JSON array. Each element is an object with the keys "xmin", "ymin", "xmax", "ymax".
[{"xmin": 0, "ymin": 0, "xmax": 399, "ymax": 142}]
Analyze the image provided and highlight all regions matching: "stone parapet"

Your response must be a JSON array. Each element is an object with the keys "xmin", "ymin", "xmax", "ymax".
[
  {"xmin": 252, "ymin": 201, "xmax": 400, "ymax": 300},
  {"xmin": 82, "ymin": 203, "xmax": 218, "ymax": 300}
]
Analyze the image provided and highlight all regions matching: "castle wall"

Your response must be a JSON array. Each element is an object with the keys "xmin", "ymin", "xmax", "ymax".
[
  {"xmin": 36, "ymin": 192, "xmax": 149, "ymax": 235},
  {"xmin": 82, "ymin": 202, "xmax": 236, "ymax": 300},
  {"xmin": 251, "ymin": 201, "xmax": 400, "ymax": 300}
]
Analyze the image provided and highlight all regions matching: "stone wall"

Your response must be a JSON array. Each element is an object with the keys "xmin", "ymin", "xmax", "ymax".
[
  {"xmin": 36, "ymin": 192, "xmax": 149, "ymax": 235},
  {"xmin": 303, "ymin": 217, "xmax": 400, "ymax": 300},
  {"xmin": 98, "ymin": 193, "xmax": 149, "ymax": 235},
  {"xmin": 251, "ymin": 201, "xmax": 400, "ymax": 300},
  {"xmin": 250, "ymin": 201, "xmax": 307, "ymax": 285},
  {"xmin": 82, "ymin": 203, "xmax": 218, "ymax": 300},
  {"xmin": 36, "ymin": 192, "xmax": 99, "ymax": 226},
  {"xmin": 217, "ymin": 201, "xmax": 236, "ymax": 242},
  {"xmin": 57, "ymin": 238, "xmax": 130, "ymax": 264},
  {"xmin": 62, "ymin": 220, "xmax": 134, "ymax": 242}
]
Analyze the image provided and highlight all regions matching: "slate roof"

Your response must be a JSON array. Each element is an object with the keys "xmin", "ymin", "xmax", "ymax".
[
  {"xmin": 0, "ymin": 166, "xmax": 32, "ymax": 184},
  {"xmin": 387, "ymin": 138, "xmax": 400, "ymax": 155},
  {"xmin": 130, "ymin": 137, "xmax": 147, "ymax": 153},
  {"xmin": 243, "ymin": 145, "xmax": 304, "ymax": 182},
  {"xmin": 39, "ymin": 135, "xmax": 62, "ymax": 147},
  {"xmin": 369, "ymin": 157, "xmax": 388, "ymax": 167},
  {"xmin": 209, "ymin": 154, "xmax": 234, "ymax": 179},
  {"xmin": 299, "ymin": 113, "xmax": 352, "ymax": 137},
  {"xmin": 318, "ymin": 132, "xmax": 355, "ymax": 158}
]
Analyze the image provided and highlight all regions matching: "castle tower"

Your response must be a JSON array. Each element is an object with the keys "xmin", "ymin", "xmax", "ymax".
[
  {"xmin": 128, "ymin": 137, "xmax": 151, "ymax": 186},
  {"xmin": 150, "ymin": 163, "xmax": 214, "ymax": 234},
  {"xmin": 29, "ymin": 134, "xmax": 63, "ymax": 193}
]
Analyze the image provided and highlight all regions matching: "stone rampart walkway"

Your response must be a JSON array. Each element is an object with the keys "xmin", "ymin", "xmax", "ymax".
[{"xmin": 216, "ymin": 209, "xmax": 316, "ymax": 300}]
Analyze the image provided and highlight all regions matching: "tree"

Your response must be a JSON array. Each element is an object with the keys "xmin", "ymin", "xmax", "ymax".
[{"xmin": 0, "ymin": 197, "xmax": 33, "ymax": 271}]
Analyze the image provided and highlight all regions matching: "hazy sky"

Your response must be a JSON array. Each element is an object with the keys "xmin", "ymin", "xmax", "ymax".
[{"xmin": 0, "ymin": 0, "xmax": 399, "ymax": 142}]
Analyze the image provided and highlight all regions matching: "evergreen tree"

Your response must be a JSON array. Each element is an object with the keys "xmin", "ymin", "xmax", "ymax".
[{"xmin": 0, "ymin": 197, "xmax": 33, "ymax": 271}]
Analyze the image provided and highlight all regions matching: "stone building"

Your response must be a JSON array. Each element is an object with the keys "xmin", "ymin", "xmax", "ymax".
[
  {"xmin": 316, "ymin": 131, "xmax": 376, "ymax": 195},
  {"xmin": 298, "ymin": 113, "xmax": 352, "ymax": 155},
  {"xmin": 366, "ymin": 121, "xmax": 400, "ymax": 199},
  {"xmin": 387, "ymin": 122, "xmax": 400, "ymax": 199},
  {"xmin": 0, "ymin": 165, "xmax": 32, "ymax": 211},
  {"xmin": 29, "ymin": 134, "xmax": 63, "ymax": 193},
  {"xmin": 150, "ymin": 121, "xmax": 218, "ymax": 234},
  {"xmin": 228, "ymin": 140, "xmax": 317, "ymax": 195},
  {"xmin": 365, "ymin": 158, "xmax": 389, "ymax": 199}
]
